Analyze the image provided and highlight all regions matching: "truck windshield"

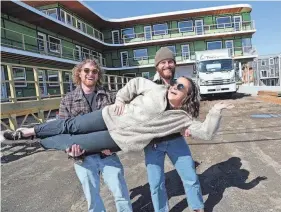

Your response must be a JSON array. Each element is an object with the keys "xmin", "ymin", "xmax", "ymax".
[{"xmin": 198, "ymin": 59, "xmax": 233, "ymax": 72}]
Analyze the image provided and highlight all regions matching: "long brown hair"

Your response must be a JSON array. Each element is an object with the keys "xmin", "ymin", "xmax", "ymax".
[
  {"xmin": 72, "ymin": 59, "xmax": 104, "ymax": 87},
  {"xmin": 180, "ymin": 77, "xmax": 200, "ymax": 118}
]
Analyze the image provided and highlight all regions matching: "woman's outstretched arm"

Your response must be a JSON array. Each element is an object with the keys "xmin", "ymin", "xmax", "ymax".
[{"xmin": 185, "ymin": 102, "xmax": 234, "ymax": 140}]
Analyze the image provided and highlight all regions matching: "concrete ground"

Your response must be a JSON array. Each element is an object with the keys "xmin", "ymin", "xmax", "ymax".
[{"xmin": 1, "ymin": 95, "xmax": 281, "ymax": 212}]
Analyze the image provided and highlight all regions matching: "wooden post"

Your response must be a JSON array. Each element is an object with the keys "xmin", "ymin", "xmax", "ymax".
[
  {"xmin": 59, "ymin": 70, "xmax": 64, "ymax": 97},
  {"xmin": 115, "ymin": 76, "xmax": 118, "ymax": 90},
  {"xmin": 37, "ymin": 110, "xmax": 45, "ymax": 123},
  {"xmin": 121, "ymin": 77, "xmax": 124, "ymax": 87},
  {"xmin": 7, "ymin": 65, "xmax": 17, "ymax": 103},
  {"xmin": 107, "ymin": 75, "xmax": 112, "ymax": 91},
  {"xmin": 9, "ymin": 114, "xmax": 18, "ymax": 130},
  {"xmin": 33, "ymin": 68, "xmax": 41, "ymax": 101}
]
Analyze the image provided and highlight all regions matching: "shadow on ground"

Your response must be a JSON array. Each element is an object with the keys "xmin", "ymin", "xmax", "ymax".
[
  {"xmin": 1, "ymin": 141, "xmax": 46, "ymax": 164},
  {"xmin": 201, "ymin": 92, "xmax": 251, "ymax": 101},
  {"xmin": 130, "ymin": 157, "xmax": 267, "ymax": 212}
]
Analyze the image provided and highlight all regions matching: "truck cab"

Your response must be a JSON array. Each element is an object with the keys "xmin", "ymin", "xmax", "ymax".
[{"xmin": 195, "ymin": 49, "xmax": 237, "ymax": 96}]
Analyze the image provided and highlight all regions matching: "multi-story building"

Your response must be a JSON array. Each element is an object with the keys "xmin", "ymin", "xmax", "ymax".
[
  {"xmin": 250, "ymin": 54, "xmax": 281, "ymax": 86},
  {"xmin": 1, "ymin": 0, "xmax": 258, "ymax": 100}
]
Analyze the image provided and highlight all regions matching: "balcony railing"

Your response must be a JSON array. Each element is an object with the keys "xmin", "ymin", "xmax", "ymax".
[
  {"xmin": 120, "ymin": 21, "xmax": 255, "ymax": 44},
  {"xmin": 1, "ymin": 27, "xmax": 106, "ymax": 66},
  {"xmin": 118, "ymin": 46, "xmax": 257, "ymax": 68}
]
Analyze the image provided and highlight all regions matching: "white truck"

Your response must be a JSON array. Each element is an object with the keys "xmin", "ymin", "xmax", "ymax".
[{"xmin": 194, "ymin": 49, "xmax": 237, "ymax": 96}]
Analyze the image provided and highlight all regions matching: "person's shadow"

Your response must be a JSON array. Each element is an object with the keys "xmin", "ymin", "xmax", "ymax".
[{"xmin": 130, "ymin": 157, "xmax": 267, "ymax": 212}]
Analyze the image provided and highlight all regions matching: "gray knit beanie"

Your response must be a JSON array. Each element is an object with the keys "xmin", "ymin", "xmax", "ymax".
[{"xmin": 154, "ymin": 47, "xmax": 176, "ymax": 67}]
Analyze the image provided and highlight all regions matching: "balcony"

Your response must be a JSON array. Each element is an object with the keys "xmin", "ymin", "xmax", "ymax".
[
  {"xmin": 1, "ymin": 27, "xmax": 106, "ymax": 67},
  {"xmin": 115, "ymin": 46, "xmax": 257, "ymax": 69},
  {"xmin": 119, "ymin": 21, "xmax": 255, "ymax": 44}
]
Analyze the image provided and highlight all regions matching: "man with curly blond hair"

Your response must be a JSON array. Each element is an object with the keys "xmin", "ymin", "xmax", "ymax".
[{"xmin": 60, "ymin": 59, "xmax": 132, "ymax": 212}]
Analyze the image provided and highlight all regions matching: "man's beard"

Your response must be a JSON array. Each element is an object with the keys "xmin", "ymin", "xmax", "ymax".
[{"xmin": 158, "ymin": 67, "xmax": 175, "ymax": 80}]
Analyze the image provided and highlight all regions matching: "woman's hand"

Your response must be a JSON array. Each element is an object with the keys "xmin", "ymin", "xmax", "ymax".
[
  {"xmin": 213, "ymin": 102, "xmax": 235, "ymax": 110},
  {"xmin": 114, "ymin": 101, "xmax": 125, "ymax": 115}
]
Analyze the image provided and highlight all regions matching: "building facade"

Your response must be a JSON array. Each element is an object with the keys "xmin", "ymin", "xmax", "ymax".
[
  {"xmin": 250, "ymin": 54, "xmax": 281, "ymax": 86},
  {"xmin": 1, "ymin": 1, "xmax": 258, "ymax": 99}
]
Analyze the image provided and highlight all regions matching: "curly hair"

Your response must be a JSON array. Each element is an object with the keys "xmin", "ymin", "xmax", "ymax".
[
  {"xmin": 72, "ymin": 59, "xmax": 104, "ymax": 86},
  {"xmin": 179, "ymin": 77, "xmax": 200, "ymax": 118}
]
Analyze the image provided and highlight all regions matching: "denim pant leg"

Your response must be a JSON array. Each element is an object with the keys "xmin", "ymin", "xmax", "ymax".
[
  {"xmin": 40, "ymin": 131, "xmax": 120, "ymax": 152},
  {"xmin": 166, "ymin": 137, "xmax": 204, "ymax": 210},
  {"xmin": 74, "ymin": 155, "xmax": 106, "ymax": 212},
  {"xmin": 35, "ymin": 110, "xmax": 106, "ymax": 137},
  {"xmin": 101, "ymin": 154, "xmax": 132, "ymax": 212},
  {"xmin": 144, "ymin": 144, "xmax": 169, "ymax": 212}
]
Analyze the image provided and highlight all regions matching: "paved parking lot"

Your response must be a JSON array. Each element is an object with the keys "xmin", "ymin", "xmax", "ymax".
[{"xmin": 1, "ymin": 95, "xmax": 281, "ymax": 212}]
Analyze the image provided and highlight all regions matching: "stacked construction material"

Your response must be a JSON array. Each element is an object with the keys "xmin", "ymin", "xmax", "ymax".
[{"xmin": 257, "ymin": 91, "xmax": 281, "ymax": 105}]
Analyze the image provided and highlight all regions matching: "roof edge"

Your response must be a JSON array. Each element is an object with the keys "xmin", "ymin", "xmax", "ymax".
[{"xmin": 78, "ymin": 2, "xmax": 252, "ymax": 23}]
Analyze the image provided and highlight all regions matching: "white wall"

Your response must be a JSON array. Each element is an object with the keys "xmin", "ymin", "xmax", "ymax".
[
  {"xmin": 175, "ymin": 65, "xmax": 195, "ymax": 79},
  {"xmin": 238, "ymin": 85, "xmax": 281, "ymax": 96}
]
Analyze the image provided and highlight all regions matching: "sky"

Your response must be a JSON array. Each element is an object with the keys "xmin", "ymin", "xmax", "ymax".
[{"xmin": 84, "ymin": 1, "xmax": 281, "ymax": 56}]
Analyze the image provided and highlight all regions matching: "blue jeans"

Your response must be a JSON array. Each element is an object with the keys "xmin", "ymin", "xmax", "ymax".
[
  {"xmin": 74, "ymin": 154, "xmax": 132, "ymax": 212},
  {"xmin": 144, "ymin": 134, "xmax": 204, "ymax": 211}
]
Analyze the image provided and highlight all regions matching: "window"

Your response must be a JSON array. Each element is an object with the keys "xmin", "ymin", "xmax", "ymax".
[
  {"xmin": 60, "ymin": 10, "xmax": 66, "ymax": 23},
  {"xmin": 48, "ymin": 36, "xmax": 61, "ymax": 53},
  {"xmin": 178, "ymin": 21, "xmax": 193, "ymax": 32},
  {"xmin": 207, "ymin": 41, "xmax": 222, "ymax": 50},
  {"xmin": 242, "ymin": 38, "xmax": 252, "ymax": 53},
  {"xmin": 66, "ymin": 13, "xmax": 73, "ymax": 26},
  {"xmin": 47, "ymin": 70, "xmax": 59, "ymax": 87},
  {"xmin": 121, "ymin": 28, "xmax": 135, "ymax": 40},
  {"xmin": 13, "ymin": 67, "xmax": 27, "ymax": 87},
  {"xmin": 82, "ymin": 48, "xmax": 90, "ymax": 59},
  {"xmin": 261, "ymin": 60, "xmax": 266, "ymax": 66},
  {"xmin": 181, "ymin": 44, "xmax": 190, "ymax": 60},
  {"xmin": 82, "ymin": 23, "xmax": 87, "ymax": 33},
  {"xmin": 269, "ymin": 58, "xmax": 274, "ymax": 65},
  {"xmin": 142, "ymin": 72, "xmax": 150, "ymax": 79},
  {"xmin": 65, "ymin": 72, "xmax": 74, "ymax": 92},
  {"xmin": 72, "ymin": 17, "xmax": 77, "ymax": 28},
  {"xmin": 112, "ymin": 30, "xmax": 120, "ymax": 44},
  {"xmin": 42, "ymin": 8, "xmax": 58, "ymax": 19},
  {"xmin": 165, "ymin": 46, "xmax": 176, "ymax": 55},
  {"xmin": 133, "ymin": 49, "xmax": 148, "ymax": 60},
  {"xmin": 76, "ymin": 20, "xmax": 87, "ymax": 33},
  {"xmin": 260, "ymin": 70, "xmax": 267, "ymax": 78},
  {"xmin": 216, "ymin": 16, "xmax": 232, "ymax": 28},
  {"xmin": 153, "ymin": 23, "xmax": 168, "ymax": 35},
  {"xmin": 270, "ymin": 68, "xmax": 275, "ymax": 76}
]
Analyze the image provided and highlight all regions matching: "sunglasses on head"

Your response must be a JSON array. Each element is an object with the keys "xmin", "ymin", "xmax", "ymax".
[
  {"xmin": 171, "ymin": 80, "xmax": 185, "ymax": 91},
  {"xmin": 83, "ymin": 68, "xmax": 98, "ymax": 74}
]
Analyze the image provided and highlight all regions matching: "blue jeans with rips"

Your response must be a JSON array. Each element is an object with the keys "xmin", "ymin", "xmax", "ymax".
[
  {"xmin": 144, "ymin": 134, "xmax": 204, "ymax": 211},
  {"xmin": 74, "ymin": 154, "xmax": 132, "ymax": 212}
]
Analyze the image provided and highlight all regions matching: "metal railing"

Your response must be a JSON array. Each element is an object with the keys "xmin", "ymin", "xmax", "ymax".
[
  {"xmin": 1, "ymin": 27, "xmax": 106, "ymax": 66},
  {"xmin": 119, "ymin": 46, "xmax": 257, "ymax": 67},
  {"xmin": 120, "ymin": 21, "xmax": 255, "ymax": 44},
  {"xmin": 42, "ymin": 9, "xmax": 104, "ymax": 42},
  {"xmin": 0, "ymin": 63, "xmax": 133, "ymax": 130}
]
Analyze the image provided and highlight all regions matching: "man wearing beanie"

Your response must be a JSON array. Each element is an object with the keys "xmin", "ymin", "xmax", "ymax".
[{"xmin": 144, "ymin": 47, "xmax": 204, "ymax": 212}]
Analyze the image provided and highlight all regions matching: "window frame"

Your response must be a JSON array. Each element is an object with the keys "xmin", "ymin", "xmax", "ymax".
[
  {"xmin": 216, "ymin": 16, "xmax": 232, "ymax": 29},
  {"xmin": 43, "ymin": 8, "xmax": 58, "ymax": 20},
  {"xmin": 47, "ymin": 70, "xmax": 59, "ymax": 87},
  {"xmin": 269, "ymin": 58, "xmax": 274, "ymax": 65},
  {"xmin": 121, "ymin": 28, "xmax": 135, "ymax": 40},
  {"xmin": 178, "ymin": 20, "xmax": 193, "ymax": 33},
  {"xmin": 48, "ymin": 35, "xmax": 61, "ymax": 54},
  {"xmin": 133, "ymin": 48, "xmax": 148, "ymax": 61},
  {"xmin": 207, "ymin": 41, "xmax": 222, "ymax": 50},
  {"xmin": 153, "ymin": 23, "xmax": 168, "ymax": 36},
  {"xmin": 12, "ymin": 66, "xmax": 27, "ymax": 88}
]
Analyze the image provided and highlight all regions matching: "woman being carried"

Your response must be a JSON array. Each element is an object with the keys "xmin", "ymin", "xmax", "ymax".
[{"xmin": 4, "ymin": 77, "xmax": 233, "ymax": 153}]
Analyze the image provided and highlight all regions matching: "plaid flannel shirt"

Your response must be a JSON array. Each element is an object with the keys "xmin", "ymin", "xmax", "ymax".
[{"xmin": 59, "ymin": 85, "xmax": 116, "ymax": 119}]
